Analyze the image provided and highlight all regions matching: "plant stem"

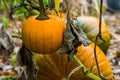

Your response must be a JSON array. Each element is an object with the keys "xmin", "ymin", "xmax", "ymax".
[
  {"xmin": 3, "ymin": 0, "xmax": 10, "ymax": 13},
  {"xmin": 66, "ymin": 0, "xmax": 71, "ymax": 21},
  {"xmin": 36, "ymin": 0, "xmax": 49, "ymax": 20},
  {"xmin": 94, "ymin": 0, "xmax": 106, "ymax": 79},
  {"xmin": 54, "ymin": 0, "xmax": 60, "ymax": 13},
  {"xmin": 73, "ymin": 55, "xmax": 101, "ymax": 80}
]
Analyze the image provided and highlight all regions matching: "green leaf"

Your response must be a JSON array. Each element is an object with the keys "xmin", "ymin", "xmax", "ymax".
[
  {"xmin": 44, "ymin": 0, "xmax": 49, "ymax": 7},
  {"xmin": 15, "ymin": 7, "xmax": 28, "ymax": 19},
  {"xmin": 2, "ymin": 17, "xmax": 10, "ymax": 28}
]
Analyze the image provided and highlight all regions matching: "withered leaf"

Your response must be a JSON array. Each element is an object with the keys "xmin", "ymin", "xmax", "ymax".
[
  {"xmin": 0, "ymin": 24, "xmax": 14, "ymax": 62},
  {"xmin": 17, "ymin": 45, "xmax": 37, "ymax": 80},
  {"xmin": 58, "ymin": 21, "xmax": 91, "ymax": 60}
]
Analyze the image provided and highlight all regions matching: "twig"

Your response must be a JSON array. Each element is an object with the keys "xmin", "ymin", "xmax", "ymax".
[
  {"xmin": 94, "ymin": 0, "xmax": 103, "ymax": 77},
  {"xmin": 94, "ymin": 0, "xmax": 107, "ymax": 79},
  {"xmin": 66, "ymin": 0, "xmax": 71, "ymax": 21},
  {"xmin": 2, "ymin": 0, "xmax": 10, "ymax": 13}
]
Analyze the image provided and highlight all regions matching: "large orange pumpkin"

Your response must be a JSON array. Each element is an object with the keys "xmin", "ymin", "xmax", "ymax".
[
  {"xmin": 22, "ymin": 15, "xmax": 66, "ymax": 54},
  {"xmin": 73, "ymin": 16, "xmax": 111, "ymax": 53},
  {"xmin": 35, "ymin": 43, "xmax": 114, "ymax": 80}
]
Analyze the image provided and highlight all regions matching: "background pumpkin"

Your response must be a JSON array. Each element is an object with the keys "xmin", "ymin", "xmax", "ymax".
[
  {"xmin": 35, "ymin": 43, "xmax": 114, "ymax": 80},
  {"xmin": 73, "ymin": 16, "xmax": 111, "ymax": 53},
  {"xmin": 22, "ymin": 15, "xmax": 66, "ymax": 54}
]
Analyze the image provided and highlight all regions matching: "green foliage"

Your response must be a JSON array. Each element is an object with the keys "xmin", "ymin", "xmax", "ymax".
[
  {"xmin": 0, "ymin": 0, "xmax": 50, "ymax": 20},
  {"xmin": 15, "ymin": 7, "xmax": 28, "ymax": 19},
  {"xmin": 0, "ymin": 75, "xmax": 16, "ymax": 80},
  {"xmin": 0, "ymin": 17, "xmax": 10, "ymax": 28},
  {"xmin": 0, "ymin": 1, "xmax": 5, "ymax": 9},
  {"xmin": 44, "ymin": 0, "xmax": 49, "ymax": 7},
  {"xmin": 11, "ymin": 54, "xmax": 16, "ymax": 67}
]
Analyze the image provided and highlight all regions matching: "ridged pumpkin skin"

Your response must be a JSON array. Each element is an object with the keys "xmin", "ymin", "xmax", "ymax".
[
  {"xmin": 35, "ymin": 43, "xmax": 114, "ymax": 80},
  {"xmin": 22, "ymin": 15, "xmax": 66, "ymax": 54},
  {"xmin": 73, "ymin": 16, "xmax": 111, "ymax": 53}
]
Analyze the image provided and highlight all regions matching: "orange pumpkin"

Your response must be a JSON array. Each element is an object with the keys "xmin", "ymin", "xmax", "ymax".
[
  {"xmin": 22, "ymin": 15, "xmax": 66, "ymax": 54},
  {"xmin": 73, "ymin": 16, "xmax": 111, "ymax": 53},
  {"xmin": 35, "ymin": 43, "xmax": 114, "ymax": 80}
]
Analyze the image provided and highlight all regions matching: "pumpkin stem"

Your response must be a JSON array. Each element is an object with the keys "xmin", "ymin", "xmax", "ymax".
[
  {"xmin": 73, "ymin": 55, "xmax": 101, "ymax": 80},
  {"xmin": 36, "ymin": 0, "xmax": 49, "ymax": 20}
]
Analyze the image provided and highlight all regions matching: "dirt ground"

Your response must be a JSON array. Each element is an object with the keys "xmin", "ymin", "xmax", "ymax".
[{"xmin": 104, "ymin": 12, "xmax": 120, "ymax": 80}]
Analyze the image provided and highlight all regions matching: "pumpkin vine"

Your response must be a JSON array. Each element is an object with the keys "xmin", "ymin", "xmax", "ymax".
[{"xmin": 94, "ymin": 0, "xmax": 109, "ymax": 79}]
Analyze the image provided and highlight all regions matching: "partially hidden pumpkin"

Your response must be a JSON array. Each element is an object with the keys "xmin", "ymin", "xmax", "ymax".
[
  {"xmin": 73, "ymin": 16, "xmax": 111, "ymax": 53},
  {"xmin": 35, "ymin": 43, "xmax": 114, "ymax": 80},
  {"xmin": 22, "ymin": 15, "xmax": 66, "ymax": 54}
]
